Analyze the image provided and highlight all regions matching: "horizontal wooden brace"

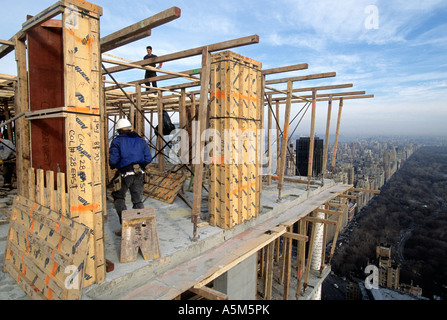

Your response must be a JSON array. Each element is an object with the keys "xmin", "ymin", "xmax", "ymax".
[
  {"xmin": 315, "ymin": 208, "xmax": 344, "ymax": 215},
  {"xmin": 262, "ymin": 63, "xmax": 308, "ymax": 75},
  {"xmin": 25, "ymin": 107, "xmax": 100, "ymax": 120},
  {"xmin": 189, "ymin": 286, "xmax": 228, "ymax": 300},
  {"xmin": 283, "ymin": 232, "xmax": 308, "ymax": 242},
  {"xmin": 104, "ymin": 34, "xmax": 259, "ymax": 74},
  {"xmin": 326, "ymin": 202, "xmax": 348, "ymax": 209},
  {"xmin": 265, "ymin": 72, "xmax": 336, "ymax": 85},
  {"xmin": 337, "ymin": 194, "xmax": 357, "ymax": 199},
  {"xmin": 100, "ymin": 7, "xmax": 180, "ymax": 52},
  {"xmin": 351, "ymin": 188, "xmax": 381, "ymax": 194},
  {"xmin": 293, "ymin": 83, "xmax": 354, "ymax": 92},
  {"xmin": 102, "ymin": 58, "xmax": 199, "ymax": 81},
  {"xmin": 0, "ymin": 40, "xmax": 15, "ymax": 46},
  {"xmin": 303, "ymin": 217, "xmax": 337, "ymax": 225}
]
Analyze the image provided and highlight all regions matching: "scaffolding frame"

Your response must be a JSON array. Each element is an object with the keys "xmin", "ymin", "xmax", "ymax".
[{"xmin": 0, "ymin": 0, "xmax": 378, "ymax": 300}]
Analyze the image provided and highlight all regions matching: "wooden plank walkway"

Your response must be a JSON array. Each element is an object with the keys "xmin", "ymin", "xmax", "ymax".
[{"xmin": 119, "ymin": 183, "xmax": 352, "ymax": 300}]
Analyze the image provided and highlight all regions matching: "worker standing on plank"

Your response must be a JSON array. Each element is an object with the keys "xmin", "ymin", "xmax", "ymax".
[
  {"xmin": 143, "ymin": 45, "xmax": 163, "ymax": 91},
  {"xmin": 0, "ymin": 132, "xmax": 16, "ymax": 190},
  {"xmin": 109, "ymin": 118, "xmax": 153, "ymax": 236}
]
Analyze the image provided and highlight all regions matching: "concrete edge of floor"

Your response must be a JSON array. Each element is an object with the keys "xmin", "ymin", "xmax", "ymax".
[{"xmin": 84, "ymin": 180, "xmax": 335, "ymax": 299}]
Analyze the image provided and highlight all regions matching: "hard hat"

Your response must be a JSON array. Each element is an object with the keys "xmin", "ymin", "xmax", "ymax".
[{"xmin": 116, "ymin": 118, "xmax": 132, "ymax": 130}]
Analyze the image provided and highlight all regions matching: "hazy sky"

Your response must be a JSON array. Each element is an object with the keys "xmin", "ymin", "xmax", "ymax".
[{"xmin": 1, "ymin": 0, "xmax": 446, "ymax": 138}]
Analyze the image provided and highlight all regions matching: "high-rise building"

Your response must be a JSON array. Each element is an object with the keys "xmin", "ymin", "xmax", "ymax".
[{"xmin": 296, "ymin": 136, "xmax": 323, "ymax": 177}]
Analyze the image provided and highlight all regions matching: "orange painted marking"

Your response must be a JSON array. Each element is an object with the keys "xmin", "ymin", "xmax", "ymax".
[
  {"xmin": 67, "ymin": 106, "xmax": 99, "ymax": 114},
  {"xmin": 210, "ymin": 155, "xmax": 225, "ymax": 164},
  {"xmin": 57, "ymin": 235, "xmax": 62, "ymax": 251},
  {"xmin": 47, "ymin": 289, "xmax": 53, "ymax": 300},
  {"xmin": 210, "ymin": 90, "xmax": 258, "ymax": 103},
  {"xmin": 65, "ymin": 29, "xmax": 94, "ymax": 47},
  {"xmin": 71, "ymin": 203, "xmax": 99, "ymax": 213},
  {"xmin": 17, "ymin": 265, "xmax": 27, "ymax": 282},
  {"xmin": 229, "ymin": 181, "xmax": 257, "ymax": 197}
]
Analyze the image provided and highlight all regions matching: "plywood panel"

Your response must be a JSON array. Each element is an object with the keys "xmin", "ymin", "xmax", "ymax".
[{"xmin": 27, "ymin": 21, "xmax": 66, "ymax": 176}]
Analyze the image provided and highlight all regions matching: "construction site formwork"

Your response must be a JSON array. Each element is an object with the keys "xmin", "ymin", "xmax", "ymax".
[
  {"xmin": 208, "ymin": 51, "xmax": 263, "ymax": 229},
  {"xmin": 0, "ymin": 0, "xmax": 378, "ymax": 301}
]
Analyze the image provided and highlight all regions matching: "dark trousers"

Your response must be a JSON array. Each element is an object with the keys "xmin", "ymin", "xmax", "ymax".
[
  {"xmin": 2, "ymin": 162, "xmax": 15, "ymax": 186},
  {"xmin": 112, "ymin": 173, "xmax": 145, "ymax": 224},
  {"xmin": 145, "ymin": 71, "xmax": 158, "ymax": 91}
]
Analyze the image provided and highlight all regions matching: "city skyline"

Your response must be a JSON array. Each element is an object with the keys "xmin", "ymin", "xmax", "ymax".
[{"xmin": 0, "ymin": 0, "xmax": 446, "ymax": 138}]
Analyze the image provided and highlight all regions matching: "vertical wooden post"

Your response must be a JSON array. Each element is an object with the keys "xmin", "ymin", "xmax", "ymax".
[
  {"xmin": 149, "ymin": 111, "xmax": 153, "ymax": 153},
  {"xmin": 135, "ymin": 84, "xmax": 144, "ymax": 136},
  {"xmin": 283, "ymin": 227, "xmax": 292, "ymax": 300},
  {"xmin": 307, "ymin": 89, "xmax": 317, "ymax": 189},
  {"xmin": 191, "ymin": 46, "xmax": 211, "ymax": 240},
  {"xmin": 320, "ymin": 206, "xmax": 329, "ymax": 273},
  {"xmin": 263, "ymin": 241, "xmax": 274, "ymax": 300},
  {"xmin": 14, "ymin": 36, "xmax": 31, "ymax": 198},
  {"xmin": 329, "ymin": 197, "xmax": 346, "ymax": 264},
  {"xmin": 267, "ymin": 94, "xmax": 273, "ymax": 185},
  {"xmin": 277, "ymin": 81, "xmax": 292, "ymax": 201},
  {"xmin": 275, "ymin": 101, "xmax": 280, "ymax": 169},
  {"xmin": 303, "ymin": 217, "xmax": 316, "ymax": 293},
  {"xmin": 322, "ymin": 95, "xmax": 333, "ymax": 183},
  {"xmin": 296, "ymin": 220, "xmax": 306, "ymax": 298},
  {"xmin": 331, "ymin": 98, "xmax": 343, "ymax": 174},
  {"xmin": 179, "ymin": 88, "xmax": 187, "ymax": 171},
  {"xmin": 157, "ymin": 93, "xmax": 164, "ymax": 171}
]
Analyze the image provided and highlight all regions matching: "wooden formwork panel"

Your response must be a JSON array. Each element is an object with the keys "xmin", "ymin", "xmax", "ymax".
[
  {"xmin": 2, "ymin": 168, "xmax": 91, "ymax": 300},
  {"xmin": 208, "ymin": 51, "xmax": 262, "ymax": 229},
  {"xmin": 143, "ymin": 168, "xmax": 187, "ymax": 204},
  {"xmin": 62, "ymin": 2, "xmax": 105, "ymax": 287}
]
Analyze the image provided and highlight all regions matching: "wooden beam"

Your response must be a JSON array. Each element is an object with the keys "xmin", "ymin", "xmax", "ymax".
[
  {"xmin": 307, "ymin": 89, "xmax": 317, "ymax": 187},
  {"xmin": 277, "ymin": 81, "xmax": 293, "ymax": 201},
  {"xmin": 102, "ymin": 30, "xmax": 151, "ymax": 53},
  {"xmin": 322, "ymin": 96, "xmax": 332, "ymax": 180},
  {"xmin": 104, "ymin": 35, "xmax": 260, "ymax": 74},
  {"xmin": 337, "ymin": 194, "xmax": 357, "ymax": 199},
  {"xmin": 265, "ymin": 72, "xmax": 336, "ymax": 85},
  {"xmin": 0, "ymin": 74, "xmax": 17, "ymax": 81},
  {"xmin": 331, "ymin": 98, "xmax": 343, "ymax": 174},
  {"xmin": 20, "ymin": 1, "xmax": 66, "ymax": 36},
  {"xmin": 351, "ymin": 188, "xmax": 381, "ymax": 194},
  {"xmin": 283, "ymin": 232, "xmax": 308, "ymax": 242},
  {"xmin": 293, "ymin": 83, "xmax": 353, "ymax": 92},
  {"xmin": 264, "ymin": 85, "xmax": 311, "ymax": 103},
  {"xmin": 262, "ymin": 63, "xmax": 308, "ymax": 75},
  {"xmin": 316, "ymin": 94, "xmax": 374, "ymax": 102},
  {"xmin": 303, "ymin": 216, "xmax": 337, "ymax": 225},
  {"xmin": 100, "ymin": 7, "xmax": 181, "ymax": 52},
  {"xmin": 191, "ymin": 47, "xmax": 211, "ymax": 240},
  {"xmin": 265, "ymin": 94, "xmax": 374, "ymax": 105},
  {"xmin": 102, "ymin": 58, "xmax": 199, "ymax": 81},
  {"xmin": 0, "ymin": 40, "xmax": 15, "ymax": 46},
  {"xmin": 315, "ymin": 208, "xmax": 344, "ymax": 215},
  {"xmin": 298, "ymin": 91, "xmax": 366, "ymax": 99},
  {"xmin": 189, "ymin": 286, "xmax": 228, "ymax": 300},
  {"xmin": 0, "ymin": 40, "xmax": 15, "ymax": 59}
]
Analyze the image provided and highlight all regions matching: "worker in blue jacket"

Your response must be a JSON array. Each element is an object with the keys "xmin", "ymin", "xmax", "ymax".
[{"xmin": 109, "ymin": 118, "xmax": 152, "ymax": 236}]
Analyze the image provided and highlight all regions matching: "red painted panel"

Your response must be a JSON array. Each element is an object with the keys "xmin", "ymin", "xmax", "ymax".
[{"xmin": 28, "ymin": 22, "xmax": 67, "ymax": 176}]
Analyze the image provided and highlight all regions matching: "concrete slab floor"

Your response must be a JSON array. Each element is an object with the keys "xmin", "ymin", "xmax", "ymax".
[{"xmin": 0, "ymin": 177, "xmax": 336, "ymax": 300}]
